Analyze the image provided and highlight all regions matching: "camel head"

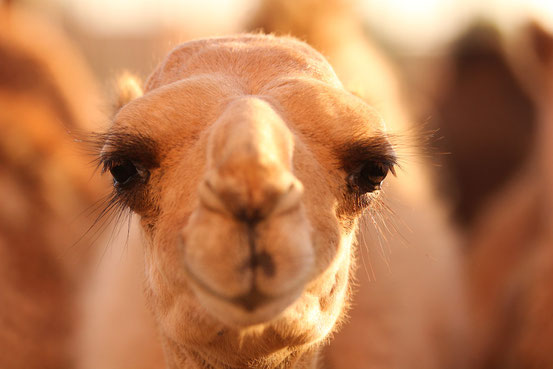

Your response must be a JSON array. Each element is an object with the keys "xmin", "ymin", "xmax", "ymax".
[{"xmin": 99, "ymin": 34, "xmax": 396, "ymax": 367}]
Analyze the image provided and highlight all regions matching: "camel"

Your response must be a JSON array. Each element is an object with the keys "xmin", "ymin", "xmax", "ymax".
[
  {"xmin": 0, "ymin": 5, "xmax": 105, "ymax": 369},
  {"xmin": 92, "ymin": 33, "xmax": 391, "ymax": 368},
  {"xmin": 427, "ymin": 23, "xmax": 537, "ymax": 227},
  {"xmin": 468, "ymin": 22, "xmax": 553, "ymax": 369},
  {"xmin": 79, "ymin": 29, "xmax": 470, "ymax": 369}
]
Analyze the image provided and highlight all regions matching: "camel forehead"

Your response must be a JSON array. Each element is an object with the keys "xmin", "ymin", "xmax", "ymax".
[
  {"xmin": 116, "ymin": 74, "xmax": 383, "ymax": 144},
  {"xmin": 112, "ymin": 34, "xmax": 386, "ymax": 162},
  {"xmin": 145, "ymin": 34, "xmax": 342, "ymax": 92}
]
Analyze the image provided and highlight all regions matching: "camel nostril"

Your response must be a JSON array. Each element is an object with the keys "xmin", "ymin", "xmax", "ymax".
[{"xmin": 235, "ymin": 207, "xmax": 264, "ymax": 225}]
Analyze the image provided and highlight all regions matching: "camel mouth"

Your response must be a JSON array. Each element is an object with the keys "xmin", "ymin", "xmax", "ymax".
[
  {"xmin": 178, "ymin": 186, "xmax": 315, "ymax": 327},
  {"xmin": 181, "ymin": 254, "xmax": 306, "ymax": 326},
  {"xmin": 186, "ymin": 266, "xmax": 294, "ymax": 311},
  {"xmin": 196, "ymin": 283, "xmax": 304, "ymax": 327}
]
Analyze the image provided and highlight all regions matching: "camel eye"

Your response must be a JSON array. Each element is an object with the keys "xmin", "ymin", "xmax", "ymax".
[
  {"xmin": 110, "ymin": 160, "xmax": 139, "ymax": 186},
  {"xmin": 347, "ymin": 161, "xmax": 394, "ymax": 193}
]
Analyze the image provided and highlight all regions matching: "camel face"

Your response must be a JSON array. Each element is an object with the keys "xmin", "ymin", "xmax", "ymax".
[{"xmin": 101, "ymin": 35, "xmax": 395, "ymax": 350}]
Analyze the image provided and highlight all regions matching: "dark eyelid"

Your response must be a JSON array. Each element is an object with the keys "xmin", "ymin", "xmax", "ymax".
[
  {"xmin": 337, "ymin": 134, "xmax": 398, "ymax": 172},
  {"xmin": 100, "ymin": 131, "xmax": 160, "ymax": 171}
]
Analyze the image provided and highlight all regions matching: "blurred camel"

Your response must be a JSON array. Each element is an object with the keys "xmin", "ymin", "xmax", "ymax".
[
  {"xmin": 468, "ymin": 22, "xmax": 553, "ymax": 369},
  {"xmin": 0, "ymin": 5, "xmax": 105, "ymax": 369}
]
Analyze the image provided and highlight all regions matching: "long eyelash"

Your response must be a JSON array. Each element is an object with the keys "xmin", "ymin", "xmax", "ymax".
[
  {"xmin": 353, "ymin": 127, "xmax": 442, "ymax": 279},
  {"xmin": 97, "ymin": 194, "xmax": 134, "ymax": 263},
  {"xmin": 341, "ymin": 125, "xmax": 446, "ymax": 173},
  {"xmin": 99, "ymin": 157, "xmax": 122, "ymax": 175},
  {"xmin": 388, "ymin": 122, "xmax": 447, "ymax": 168},
  {"xmin": 63, "ymin": 189, "xmax": 133, "ymax": 264},
  {"xmin": 69, "ymin": 130, "xmax": 111, "ymax": 173},
  {"xmin": 357, "ymin": 191, "xmax": 410, "ymax": 280},
  {"xmin": 65, "ymin": 130, "xmax": 135, "ymax": 253},
  {"xmin": 71, "ymin": 128, "xmax": 159, "ymax": 172},
  {"xmin": 337, "ymin": 132, "xmax": 398, "ymax": 174}
]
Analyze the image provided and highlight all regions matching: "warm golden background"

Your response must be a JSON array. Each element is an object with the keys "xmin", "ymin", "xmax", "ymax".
[{"xmin": 1, "ymin": 0, "xmax": 552, "ymax": 368}]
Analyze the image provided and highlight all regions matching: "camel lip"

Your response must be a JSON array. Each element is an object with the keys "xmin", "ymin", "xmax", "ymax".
[
  {"xmin": 181, "ymin": 257, "xmax": 294, "ymax": 312},
  {"xmin": 193, "ymin": 282, "xmax": 304, "ymax": 328},
  {"xmin": 179, "ymin": 257, "xmax": 304, "ymax": 328},
  {"xmin": 206, "ymin": 283, "xmax": 276, "ymax": 312},
  {"xmin": 178, "ymin": 233, "xmax": 311, "ymax": 308}
]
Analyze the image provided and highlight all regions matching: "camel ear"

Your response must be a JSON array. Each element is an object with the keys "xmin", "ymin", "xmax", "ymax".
[
  {"xmin": 114, "ymin": 71, "xmax": 143, "ymax": 111},
  {"xmin": 528, "ymin": 22, "xmax": 553, "ymax": 67}
]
